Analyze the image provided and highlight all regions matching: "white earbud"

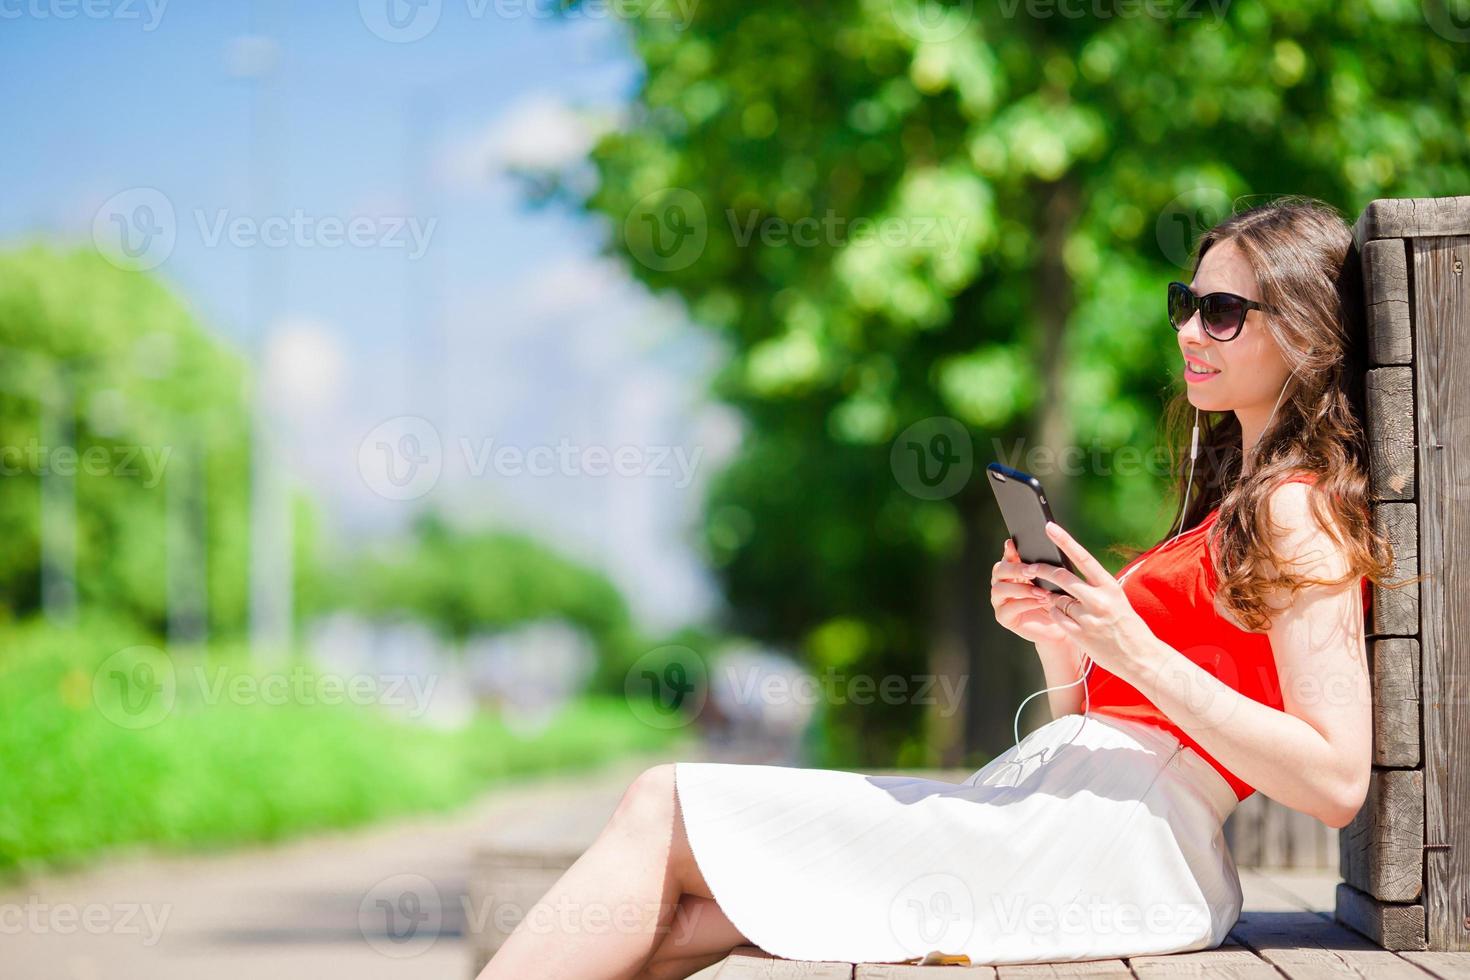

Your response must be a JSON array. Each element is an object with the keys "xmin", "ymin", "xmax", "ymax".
[{"xmin": 1170, "ymin": 407, "xmax": 1203, "ymax": 545}]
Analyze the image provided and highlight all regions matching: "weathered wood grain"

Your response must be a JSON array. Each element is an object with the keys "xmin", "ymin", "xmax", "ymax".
[
  {"xmin": 1232, "ymin": 907, "xmax": 1432, "ymax": 977},
  {"xmin": 855, "ymin": 965, "xmax": 995, "ymax": 979},
  {"xmin": 1130, "ymin": 940, "xmax": 1280, "ymax": 977},
  {"xmin": 1370, "ymin": 503, "xmax": 1420, "ymax": 638},
  {"xmin": 1335, "ymin": 882, "xmax": 1428, "ymax": 952},
  {"xmin": 993, "ymin": 959, "xmax": 1131, "ymax": 977},
  {"xmin": 1364, "ymin": 238, "xmax": 1414, "ymax": 367},
  {"xmin": 1399, "ymin": 950, "xmax": 1470, "ymax": 978},
  {"xmin": 1367, "ymin": 367, "xmax": 1417, "ymax": 501},
  {"xmin": 1340, "ymin": 769, "xmax": 1424, "ymax": 902},
  {"xmin": 1355, "ymin": 196, "xmax": 1470, "ymax": 242},
  {"xmin": 1372, "ymin": 638, "xmax": 1422, "ymax": 768},
  {"xmin": 715, "ymin": 947, "xmax": 854, "ymax": 979},
  {"xmin": 1413, "ymin": 234, "xmax": 1470, "ymax": 951}
]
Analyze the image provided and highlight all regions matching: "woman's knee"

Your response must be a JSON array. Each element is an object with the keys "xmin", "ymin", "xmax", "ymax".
[{"xmin": 610, "ymin": 763, "xmax": 678, "ymax": 835}]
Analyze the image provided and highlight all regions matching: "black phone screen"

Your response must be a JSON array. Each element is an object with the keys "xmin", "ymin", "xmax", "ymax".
[{"xmin": 986, "ymin": 462, "xmax": 1077, "ymax": 595}]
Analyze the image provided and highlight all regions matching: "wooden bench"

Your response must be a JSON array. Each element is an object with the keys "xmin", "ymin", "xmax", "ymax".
[{"xmin": 704, "ymin": 907, "xmax": 1470, "ymax": 977}]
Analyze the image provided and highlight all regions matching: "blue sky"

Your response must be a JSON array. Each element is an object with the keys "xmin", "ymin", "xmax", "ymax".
[{"xmin": 1, "ymin": 1, "xmax": 732, "ymax": 630}]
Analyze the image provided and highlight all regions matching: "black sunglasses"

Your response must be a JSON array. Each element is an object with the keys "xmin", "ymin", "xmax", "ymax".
[{"xmin": 1167, "ymin": 281, "xmax": 1275, "ymax": 342}]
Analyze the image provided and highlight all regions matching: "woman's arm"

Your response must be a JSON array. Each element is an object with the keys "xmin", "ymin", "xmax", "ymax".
[
  {"xmin": 1035, "ymin": 638, "xmax": 1088, "ymax": 719},
  {"xmin": 1113, "ymin": 481, "xmax": 1372, "ymax": 827}
]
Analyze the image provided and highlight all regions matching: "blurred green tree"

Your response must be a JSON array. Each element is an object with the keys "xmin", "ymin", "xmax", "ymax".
[
  {"xmin": 0, "ymin": 247, "xmax": 257, "ymax": 638},
  {"xmin": 327, "ymin": 513, "xmax": 641, "ymax": 691},
  {"xmin": 561, "ymin": 0, "xmax": 1470, "ymax": 767}
]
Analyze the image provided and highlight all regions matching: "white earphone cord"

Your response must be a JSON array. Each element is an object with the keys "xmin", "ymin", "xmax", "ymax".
[{"xmin": 1008, "ymin": 365, "xmax": 1297, "ymax": 759}]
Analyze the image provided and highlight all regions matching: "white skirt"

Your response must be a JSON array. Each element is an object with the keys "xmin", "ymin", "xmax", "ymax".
[{"xmin": 674, "ymin": 711, "xmax": 1244, "ymax": 965}]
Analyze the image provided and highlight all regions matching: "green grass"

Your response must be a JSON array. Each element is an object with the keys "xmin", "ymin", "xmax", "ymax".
[{"xmin": 0, "ymin": 616, "xmax": 687, "ymax": 877}]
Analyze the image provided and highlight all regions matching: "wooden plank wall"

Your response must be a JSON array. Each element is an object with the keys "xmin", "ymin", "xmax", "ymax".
[{"xmin": 1336, "ymin": 195, "xmax": 1470, "ymax": 952}]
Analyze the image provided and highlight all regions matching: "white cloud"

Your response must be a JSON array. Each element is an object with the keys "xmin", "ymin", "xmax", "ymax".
[
  {"xmin": 438, "ymin": 91, "xmax": 620, "ymax": 192},
  {"xmin": 263, "ymin": 315, "xmax": 346, "ymax": 412}
]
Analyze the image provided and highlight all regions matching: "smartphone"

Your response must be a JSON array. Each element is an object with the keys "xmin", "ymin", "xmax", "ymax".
[{"xmin": 986, "ymin": 462, "xmax": 1078, "ymax": 595}]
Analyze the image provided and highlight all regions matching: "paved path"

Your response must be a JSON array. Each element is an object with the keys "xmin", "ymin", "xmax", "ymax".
[
  {"xmin": 0, "ymin": 750, "xmax": 672, "ymax": 980},
  {"xmin": 1, "ymin": 750, "xmax": 1345, "ymax": 980}
]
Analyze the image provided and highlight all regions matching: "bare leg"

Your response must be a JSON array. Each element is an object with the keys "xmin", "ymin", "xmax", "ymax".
[
  {"xmin": 477, "ymin": 763, "xmax": 742, "ymax": 980},
  {"xmin": 635, "ymin": 894, "xmax": 750, "ymax": 980}
]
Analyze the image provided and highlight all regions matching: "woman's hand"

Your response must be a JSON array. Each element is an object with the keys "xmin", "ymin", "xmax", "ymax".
[
  {"xmin": 1018, "ymin": 521, "xmax": 1159, "ymax": 680},
  {"xmin": 990, "ymin": 536, "xmax": 1074, "ymax": 647}
]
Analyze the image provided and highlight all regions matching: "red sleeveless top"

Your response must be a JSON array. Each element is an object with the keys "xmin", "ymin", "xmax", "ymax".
[{"xmin": 1085, "ymin": 471, "xmax": 1372, "ymax": 801}]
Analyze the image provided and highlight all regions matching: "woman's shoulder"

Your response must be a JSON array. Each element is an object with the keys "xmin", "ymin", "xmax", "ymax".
[
  {"xmin": 1260, "ymin": 471, "xmax": 1357, "ymax": 585},
  {"xmin": 1262, "ymin": 469, "xmax": 1329, "ymax": 516}
]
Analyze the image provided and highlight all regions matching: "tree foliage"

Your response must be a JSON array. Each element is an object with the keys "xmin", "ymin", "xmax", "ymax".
[
  {"xmin": 0, "ymin": 247, "xmax": 253, "ymax": 635},
  {"xmin": 569, "ymin": 0, "xmax": 1470, "ymax": 764},
  {"xmin": 328, "ymin": 513, "xmax": 641, "ymax": 690}
]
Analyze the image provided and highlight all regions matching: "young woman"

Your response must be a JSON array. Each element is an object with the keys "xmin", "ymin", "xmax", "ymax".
[{"xmin": 477, "ymin": 196, "xmax": 1394, "ymax": 979}]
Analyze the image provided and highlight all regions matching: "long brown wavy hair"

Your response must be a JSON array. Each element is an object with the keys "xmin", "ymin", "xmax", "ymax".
[{"xmin": 1122, "ymin": 195, "xmax": 1404, "ymax": 633}]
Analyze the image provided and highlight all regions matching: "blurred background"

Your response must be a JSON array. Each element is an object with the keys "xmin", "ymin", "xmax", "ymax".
[{"xmin": 1, "ymin": 0, "xmax": 1466, "ymax": 976}]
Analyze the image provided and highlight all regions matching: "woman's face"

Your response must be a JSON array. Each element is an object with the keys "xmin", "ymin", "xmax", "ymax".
[{"xmin": 1177, "ymin": 239, "xmax": 1293, "ymax": 432}]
